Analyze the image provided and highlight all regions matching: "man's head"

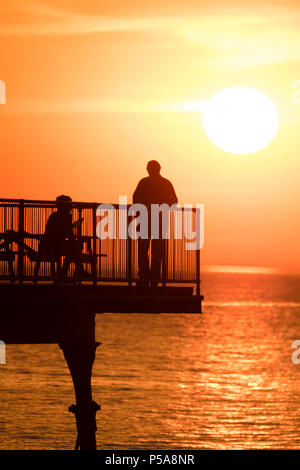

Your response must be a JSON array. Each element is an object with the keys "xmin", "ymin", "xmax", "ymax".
[
  {"xmin": 56, "ymin": 195, "xmax": 72, "ymax": 214},
  {"xmin": 147, "ymin": 160, "xmax": 161, "ymax": 177}
]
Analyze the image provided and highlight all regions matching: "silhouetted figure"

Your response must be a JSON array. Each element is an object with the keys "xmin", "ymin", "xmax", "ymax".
[
  {"xmin": 133, "ymin": 161, "xmax": 178, "ymax": 286},
  {"xmin": 0, "ymin": 234, "xmax": 15, "ymax": 279},
  {"xmin": 39, "ymin": 195, "xmax": 86, "ymax": 278}
]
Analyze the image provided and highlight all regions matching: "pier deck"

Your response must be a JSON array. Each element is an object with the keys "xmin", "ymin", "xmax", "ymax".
[{"xmin": 0, "ymin": 284, "xmax": 203, "ymax": 344}]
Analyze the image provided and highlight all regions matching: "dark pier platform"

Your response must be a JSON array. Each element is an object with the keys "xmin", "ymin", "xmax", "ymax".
[{"xmin": 1, "ymin": 284, "xmax": 203, "ymax": 344}]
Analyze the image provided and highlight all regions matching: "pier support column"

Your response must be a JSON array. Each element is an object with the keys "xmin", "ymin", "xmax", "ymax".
[{"xmin": 60, "ymin": 339, "xmax": 101, "ymax": 450}]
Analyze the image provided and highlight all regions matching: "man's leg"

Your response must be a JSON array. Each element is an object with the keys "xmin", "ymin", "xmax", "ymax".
[
  {"xmin": 60, "ymin": 257, "xmax": 71, "ymax": 277},
  {"xmin": 150, "ymin": 238, "xmax": 164, "ymax": 284},
  {"xmin": 138, "ymin": 238, "xmax": 150, "ymax": 280},
  {"xmin": 60, "ymin": 240, "xmax": 77, "ymax": 277},
  {"xmin": 61, "ymin": 239, "xmax": 86, "ymax": 278},
  {"xmin": 72, "ymin": 240, "xmax": 89, "ymax": 277}
]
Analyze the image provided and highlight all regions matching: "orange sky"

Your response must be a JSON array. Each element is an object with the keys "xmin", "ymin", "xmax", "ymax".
[{"xmin": 0, "ymin": 1, "xmax": 300, "ymax": 271}]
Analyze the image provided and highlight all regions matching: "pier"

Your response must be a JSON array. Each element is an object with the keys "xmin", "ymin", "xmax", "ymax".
[{"xmin": 0, "ymin": 198, "xmax": 203, "ymax": 450}]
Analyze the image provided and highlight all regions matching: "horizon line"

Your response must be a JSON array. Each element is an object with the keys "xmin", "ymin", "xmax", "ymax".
[{"xmin": 202, "ymin": 265, "xmax": 300, "ymax": 275}]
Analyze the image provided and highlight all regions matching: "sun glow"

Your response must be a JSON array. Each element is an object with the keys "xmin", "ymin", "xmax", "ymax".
[
  {"xmin": 203, "ymin": 265, "xmax": 280, "ymax": 274},
  {"xmin": 203, "ymin": 87, "xmax": 279, "ymax": 154}
]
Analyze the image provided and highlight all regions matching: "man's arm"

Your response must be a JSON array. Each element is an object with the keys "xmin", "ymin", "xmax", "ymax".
[
  {"xmin": 168, "ymin": 181, "xmax": 178, "ymax": 205},
  {"xmin": 66, "ymin": 213, "xmax": 76, "ymax": 240},
  {"xmin": 133, "ymin": 180, "xmax": 144, "ymax": 204}
]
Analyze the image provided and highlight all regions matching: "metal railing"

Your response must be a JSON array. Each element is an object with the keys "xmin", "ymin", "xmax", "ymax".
[{"xmin": 0, "ymin": 199, "xmax": 201, "ymax": 294}]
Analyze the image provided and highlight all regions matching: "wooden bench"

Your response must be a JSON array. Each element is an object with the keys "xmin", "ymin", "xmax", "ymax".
[{"xmin": 0, "ymin": 230, "xmax": 107, "ymax": 282}]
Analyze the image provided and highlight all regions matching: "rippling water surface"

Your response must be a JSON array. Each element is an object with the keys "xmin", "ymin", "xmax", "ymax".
[{"xmin": 1, "ymin": 272, "xmax": 300, "ymax": 449}]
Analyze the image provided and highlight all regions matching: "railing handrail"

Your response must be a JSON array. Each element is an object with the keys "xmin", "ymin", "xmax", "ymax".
[{"xmin": 0, "ymin": 198, "xmax": 198, "ymax": 211}]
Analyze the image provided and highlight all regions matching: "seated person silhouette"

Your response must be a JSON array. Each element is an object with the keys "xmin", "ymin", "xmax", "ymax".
[
  {"xmin": 39, "ymin": 195, "xmax": 87, "ymax": 279},
  {"xmin": 133, "ymin": 160, "xmax": 178, "ymax": 286}
]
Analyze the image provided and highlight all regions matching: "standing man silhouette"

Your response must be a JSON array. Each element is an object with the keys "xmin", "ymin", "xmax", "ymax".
[{"xmin": 133, "ymin": 160, "xmax": 178, "ymax": 286}]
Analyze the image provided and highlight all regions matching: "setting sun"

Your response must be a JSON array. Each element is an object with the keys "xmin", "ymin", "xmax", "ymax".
[{"xmin": 203, "ymin": 87, "xmax": 279, "ymax": 155}]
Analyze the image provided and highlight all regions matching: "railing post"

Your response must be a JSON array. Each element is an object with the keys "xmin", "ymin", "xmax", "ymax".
[
  {"xmin": 161, "ymin": 239, "xmax": 168, "ymax": 287},
  {"xmin": 196, "ymin": 249, "xmax": 200, "ymax": 296},
  {"xmin": 195, "ymin": 205, "xmax": 201, "ymax": 296},
  {"xmin": 92, "ymin": 205, "xmax": 97, "ymax": 286},
  {"xmin": 127, "ymin": 213, "xmax": 132, "ymax": 286},
  {"xmin": 77, "ymin": 207, "xmax": 82, "ymax": 238},
  {"xmin": 161, "ymin": 209, "xmax": 169, "ymax": 287},
  {"xmin": 18, "ymin": 199, "xmax": 25, "ymax": 285}
]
